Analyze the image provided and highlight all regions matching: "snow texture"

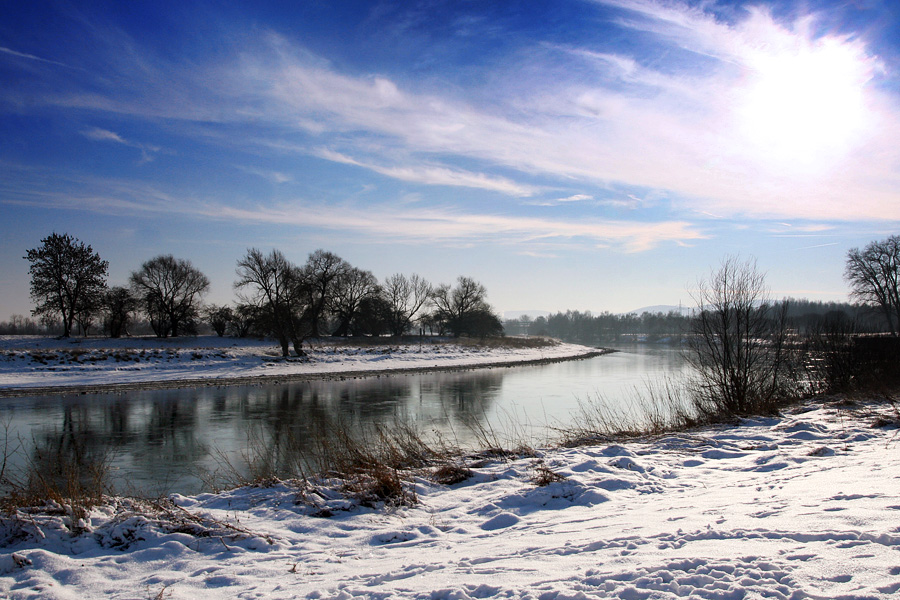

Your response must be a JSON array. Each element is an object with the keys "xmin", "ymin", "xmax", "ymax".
[{"xmin": 1, "ymin": 397, "xmax": 898, "ymax": 599}]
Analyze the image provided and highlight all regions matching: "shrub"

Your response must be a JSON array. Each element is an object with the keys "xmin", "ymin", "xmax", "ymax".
[{"xmin": 685, "ymin": 256, "xmax": 799, "ymax": 417}]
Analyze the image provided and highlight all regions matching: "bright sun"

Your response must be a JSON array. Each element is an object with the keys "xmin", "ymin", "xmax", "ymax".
[{"xmin": 736, "ymin": 36, "xmax": 875, "ymax": 171}]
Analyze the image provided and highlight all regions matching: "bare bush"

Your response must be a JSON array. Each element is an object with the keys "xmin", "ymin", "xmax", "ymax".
[
  {"xmin": 685, "ymin": 256, "xmax": 798, "ymax": 417},
  {"xmin": 531, "ymin": 462, "xmax": 566, "ymax": 486}
]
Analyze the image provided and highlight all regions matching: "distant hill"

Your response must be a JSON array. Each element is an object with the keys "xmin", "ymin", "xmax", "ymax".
[{"xmin": 627, "ymin": 304, "xmax": 694, "ymax": 316}]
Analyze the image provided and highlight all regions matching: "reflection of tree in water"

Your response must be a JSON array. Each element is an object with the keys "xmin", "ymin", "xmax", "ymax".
[
  {"xmin": 418, "ymin": 371, "xmax": 502, "ymax": 426},
  {"xmin": 4, "ymin": 369, "xmax": 508, "ymax": 493},
  {"xmin": 17, "ymin": 403, "xmax": 116, "ymax": 498},
  {"xmin": 216, "ymin": 373, "xmax": 502, "ymax": 483},
  {"xmin": 221, "ymin": 383, "xmax": 406, "ymax": 481},
  {"xmin": 141, "ymin": 393, "xmax": 208, "ymax": 475}
]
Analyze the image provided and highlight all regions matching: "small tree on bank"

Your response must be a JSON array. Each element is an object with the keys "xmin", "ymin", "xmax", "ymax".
[
  {"xmin": 302, "ymin": 250, "xmax": 351, "ymax": 338},
  {"xmin": 330, "ymin": 267, "xmax": 380, "ymax": 336},
  {"xmin": 685, "ymin": 256, "xmax": 793, "ymax": 417},
  {"xmin": 383, "ymin": 273, "xmax": 432, "ymax": 337},
  {"xmin": 203, "ymin": 304, "xmax": 234, "ymax": 337},
  {"xmin": 24, "ymin": 233, "xmax": 109, "ymax": 338}
]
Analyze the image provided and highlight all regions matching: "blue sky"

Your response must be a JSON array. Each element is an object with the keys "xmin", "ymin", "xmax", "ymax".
[{"xmin": 2, "ymin": 0, "xmax": 899, "ymax": 319}]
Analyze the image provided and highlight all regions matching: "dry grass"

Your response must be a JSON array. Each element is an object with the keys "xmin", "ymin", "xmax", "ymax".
[
  {"xmin": 554, "ymin": 377, "xmax": 700, "ymax": 447},
  {"xmin": 430, "ymin": 463, "xmax": 473, "ymax": 485},
  {"xmin": 0, "ymin": 427, "xmax": 112, "ymax": 520},
  {"xmin": 204, "ymin": 414, "xmax": 468, "ymax": 508},
  {"xmin": 531, "ymin": 461, "xmax": 566, "ymax": 486}
]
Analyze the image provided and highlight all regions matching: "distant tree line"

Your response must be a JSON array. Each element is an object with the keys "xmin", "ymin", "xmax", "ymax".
[
  {"xmin": 504, "ymin": 299, "xmax": 891, "ymax": 347},
  {"xmin": 504, "ymin": 310, "xmax": 691, "ymax": 344},
  {"xmin": 17, "ymin": 233, "xmax": 503, "ymax": 350}
]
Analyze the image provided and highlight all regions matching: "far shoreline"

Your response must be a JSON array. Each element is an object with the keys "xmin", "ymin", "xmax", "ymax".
[{"xmin": 0, "ymin": 346, "xmax": 612, "ymax": 399}]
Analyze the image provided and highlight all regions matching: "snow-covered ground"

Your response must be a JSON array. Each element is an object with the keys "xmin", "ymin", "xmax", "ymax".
[
  {"xmin": 1, "ymin": 396, "xmax": 898, "ymax": 599},
  {"xmin": 0, "ymin": 336, "xmax": 598, "ymax": 392}
]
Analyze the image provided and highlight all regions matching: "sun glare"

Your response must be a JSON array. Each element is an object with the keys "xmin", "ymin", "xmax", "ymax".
[{"xmin": 736, "ymin": 36, "xmax": 875, "ymax": 171}]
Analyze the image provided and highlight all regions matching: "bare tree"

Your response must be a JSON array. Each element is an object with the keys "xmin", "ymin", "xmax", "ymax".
[
  {"xmin": 130, "ymin": 255, "xmax": 210, "ymax": 337},
  {"xmin": 24, "ymin": 233, "xmax": 109, "ymax": 338},
  {"xmin": 235, "ymin": 248, "xmax": 309, "ymax": 356},
  {"xmin": 203, "ymin": 304, "xmax": 234, "ymax": 337},
  {"xmin": 330, "ymin": 267, "xmax": 380, "ymax": 336},
  {"xmin": 103, "ymin": 286, "xmax": 138, "ymax": 338},
  {"xmin": 429, "ymin": 276, "xmax": 502, "ymax": 338},
  {"xmin": 685, "ymin": 256, "xmax": 793, "ymax": 417},
  {"xmin": 302, "ymin": 250, "xmax": 352, "ymax": 337},
  {"xmin": 845, "ymin": 235, "xmax": 900, "ymax": 336},
  {"xmin": 229, "ymin": 303, "xmax": 259, "ymax": 338},
  {"xmin": 354, "ymin": 295, "xmax": 392, "ymax": 336},
  {"xmin": 383, "ymin": 273, "xmax": 432, "ymax": 337}
]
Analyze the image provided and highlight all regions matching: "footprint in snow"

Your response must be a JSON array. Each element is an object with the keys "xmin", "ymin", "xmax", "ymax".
[{"xmin": 370, "ymin": 531, "xmax": 418, "ymax": 545}]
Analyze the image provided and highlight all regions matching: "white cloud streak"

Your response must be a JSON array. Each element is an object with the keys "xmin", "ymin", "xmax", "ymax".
[
  {"xmin": 235, "ymin": 165, "xmax": 293, "ymax": 184},
  {"xmin": 80, "ymin": 127, "xmax": 162, "ymax": 163},
  {"xmin": 315, "ymin": 149, "xmax": 538, "ymax": 196},
  {"xmin": 204, "ymin": 201, "xmax": 705, "ymax": 253},
  {"xmin": 0, "ymin": 46, "xmax": 71, "ymax": 68}
]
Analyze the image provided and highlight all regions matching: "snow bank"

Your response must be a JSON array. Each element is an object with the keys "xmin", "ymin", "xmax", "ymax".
[
  {"xmin": 0, "ymin": 336, "xmax": 599, "ymax": 392},
  {"xmin": 1, "ymin": 397, "xmax": 898, "ymax": 598}
]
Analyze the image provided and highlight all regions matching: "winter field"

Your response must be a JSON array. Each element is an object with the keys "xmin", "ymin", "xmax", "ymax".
[
  {"xmin": 0, "ymin": 336, "xmax": 898, "ymax": 599},
  {"xmin": 0, "ymin": 335, "xmax": 601, "ymax": 394}
]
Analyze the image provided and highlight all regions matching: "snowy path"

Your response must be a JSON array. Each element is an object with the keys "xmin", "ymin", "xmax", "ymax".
[{"xmin": 1, "ymin": 397, "xmax": 898, "ymax": 598}]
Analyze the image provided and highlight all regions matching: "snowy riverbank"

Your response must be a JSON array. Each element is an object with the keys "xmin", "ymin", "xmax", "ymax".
[
  {"xmin": 0, "ymin": 336, "xmax": 602, "ymax": 395},
  {"xmin": 1, "ymin": 395, "xmax": 898, "ymax": 598}
]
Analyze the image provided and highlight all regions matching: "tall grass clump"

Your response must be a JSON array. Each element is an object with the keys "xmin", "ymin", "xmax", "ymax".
[
  {"xmin": 555, "ymin": 377, "xmax": 697, "ymax": 446},
  {"xmin": 206, "ymin": 414, "xmax": 472, "ymax": 507},
  {"xmin": 0, "ymin": 426, "xmax": 113, "ymax": 521}
]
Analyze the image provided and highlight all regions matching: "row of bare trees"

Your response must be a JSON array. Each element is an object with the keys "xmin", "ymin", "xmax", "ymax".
[
  {"xmin": 234, "ymin": 248, "xmax": 501, "ymax": 356},
  {"xmin": 22, "ymin": 233, "xmax": 502, "ymax": 346}
]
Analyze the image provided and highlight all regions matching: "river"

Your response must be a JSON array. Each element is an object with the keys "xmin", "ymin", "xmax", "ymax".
[{"xmin": 1, "ymin": 344, "xmax": 687, "ymax": 495}]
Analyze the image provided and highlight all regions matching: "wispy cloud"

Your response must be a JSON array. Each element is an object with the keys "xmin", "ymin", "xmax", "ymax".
[
  {"xmin": 203, "ymin": 201, "xmax": 705, "ymax": 253},
  {"xmin": 315, "ymin": 149, "xmax": 538, "ymax": 197},
  {"xmin": 0, "ymin": 166, "xmax": 705, "ymax": 253},
  {"xmin": 0, "ymin": 46, "xmax": 71, "ymax": 68},
  {"xmin": 81, "ymin": 127, "xmax": 162, "ymax": 163},
  {"xmin": 557, "ymin": 194, "xmax": 593, "ymax": 203},
  {"xmin": 82, "ymin": 127, "xmax": 128, "ymax": 144},
  {"xmin": 235, "ymin": 165, "xmax": 293, "ymax": 184}
]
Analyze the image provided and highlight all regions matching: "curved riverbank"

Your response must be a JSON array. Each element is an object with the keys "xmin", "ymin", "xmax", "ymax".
[{"xmin": 0, "ymin": 336, "xmax": 608, "ymax": 397}]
